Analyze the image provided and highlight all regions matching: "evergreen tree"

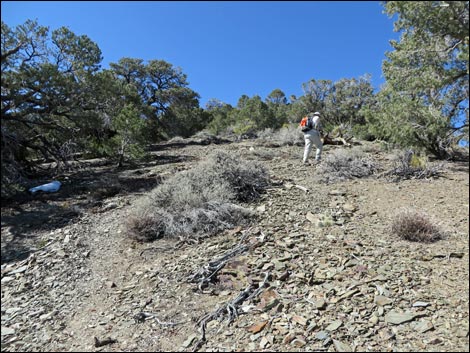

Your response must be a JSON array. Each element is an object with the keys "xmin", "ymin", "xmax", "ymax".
[{"xmin": 368, "ymin": 1, "xmax": 469, "ymax": 157}]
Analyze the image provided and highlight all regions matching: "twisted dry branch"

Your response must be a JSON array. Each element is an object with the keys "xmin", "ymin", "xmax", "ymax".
[
  {"xmin": 192, "ymin": 272, "xmax": 270, "ymax": 352},
  {"xmin": 187, "ymin": 230, "xmax": 256, "ymax": 291}
]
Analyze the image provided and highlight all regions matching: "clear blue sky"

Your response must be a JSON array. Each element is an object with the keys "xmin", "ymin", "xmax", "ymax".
[{"xmin": 1, "ymin": 1, "xmax": 399, "ymax": 108}]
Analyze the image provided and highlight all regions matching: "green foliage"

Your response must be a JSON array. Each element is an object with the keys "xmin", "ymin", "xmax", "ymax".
[
  {"xmin": 110, "ymin": 58, "xmax": 202, "ymax": 140},
  {"xmin": 409, "ymin": 154, "xmax": 427, "ymax": 169},
  {"xmin": 233, "ymin": 95, "xmax": 275, "ymax": 134},
  {"xmin": 205, "ymin": 100, "xmax": 234, "ymax": 135},
  {"xmin": 266, "ymin": 88, "xmax": 289, "ymax": 128},
  {"xmin": 1, "ymin": 19, "xmax": 106, "ymax": 196},
  {"xmin": 109, "ymin": 104, "xmax": 147, "ymax": 166},
  {"xmin": 160, "ymin": 106, "xmax": 211, "ymax": 139},
  {"xmin": 1, "ymin": 19, "xmax": 207, "ymax": 196},
  {"xmin": 287, "ymin": 77, "xmax": 376, "ymax": 134},
  {"xmin": 371, "ymin": 1, "xmax": 469, "ymax": 157}
]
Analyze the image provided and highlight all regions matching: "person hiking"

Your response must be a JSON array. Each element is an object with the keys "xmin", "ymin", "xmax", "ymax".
[{"xmin": 301, "ymin": 111, "xmax": 323, "ymax": 164}]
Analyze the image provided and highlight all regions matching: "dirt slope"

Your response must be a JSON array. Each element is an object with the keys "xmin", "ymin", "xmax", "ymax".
[{"xmin": 1, "ymin": 139, "xmax": 469, "ymax": 352}]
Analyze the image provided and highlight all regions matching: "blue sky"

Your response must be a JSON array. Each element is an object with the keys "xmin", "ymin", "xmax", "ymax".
[{"xmin": 1, "ymin": 1, "xmax": 399, "ymax": 108}]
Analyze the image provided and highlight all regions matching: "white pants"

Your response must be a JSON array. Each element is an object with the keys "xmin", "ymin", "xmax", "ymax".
[{"xmin": 303, "ymin": 130, "xmax": 323, "ymax": 163}]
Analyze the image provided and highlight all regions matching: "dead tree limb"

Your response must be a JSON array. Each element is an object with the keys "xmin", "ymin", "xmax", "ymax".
[
  {"xmin": 192, "ymin": 272, "xmax": 270, "ymax": 352},
  {"xmin": 94, "ymin": 337, "xmax": 117, "ymax": 348},
  {"xmin": 322, "ymin": 133, "xmax": 352, "ymax": 146},
  {"xmin": 133, "ymin": 312, "xmax": 186, "ymax": 327},
  {"xmin": 187, "ymin": 229, "xmax": 258, "ymax": 291},
  {"xmin": 294, "ymin": 184, "xmax": 309, "ymax": 193}
]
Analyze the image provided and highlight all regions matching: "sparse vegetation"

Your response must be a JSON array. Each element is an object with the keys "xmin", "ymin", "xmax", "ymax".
[
  {"xmin": 316, "ymin": 148, "xmax": 378, "ymax": 183},
  {"xmin": 126, "ymin": 150, "xmax": 269, "ymax": 242},
  {"xmin": 257, "ymin": 125, "xmax": 303, "ymax": 147},
  {"xmin": 384, "ymin": 150, "xmax": 443, "ymax": 181},
  {"xmin": 391, "ymin": 208, "xmax": 444, "ymax": 243}
]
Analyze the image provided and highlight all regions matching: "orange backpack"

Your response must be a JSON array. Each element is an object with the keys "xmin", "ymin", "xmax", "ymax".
[{"xmin": 300, "ymin": 116, "xmax": 312, "ymax": 132}]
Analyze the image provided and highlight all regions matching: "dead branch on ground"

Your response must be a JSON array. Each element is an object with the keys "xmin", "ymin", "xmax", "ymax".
[
  {"xmin": 322, "ymin": 132, "xmax": 352, "ymax": 146},
  {"xmin": 187, "ymin": 229, "xmax": 265, "ymax": 291},
  {"xmin": 192, "ymin": 272, "xmax": 270, "ymax": 352},
  {"xmin": 133, "ymin": 312, "xmax": 186, "ymax": 327}
]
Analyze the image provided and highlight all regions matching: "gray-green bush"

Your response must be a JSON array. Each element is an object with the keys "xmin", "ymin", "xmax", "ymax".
[
  {"xmin": 316, "ymin": 148, "xmax": 378, "ymax": 183},
  {"xmin": 257, "ymin": 125, "xmax": 303, "ymax": 147},
  {"xmin": 385, "ymin": 150, "xmax": 443, "ymax": 181},
  {"xmin": 127, "ymin": 150, "xmax": 269, "ymax": 242}
]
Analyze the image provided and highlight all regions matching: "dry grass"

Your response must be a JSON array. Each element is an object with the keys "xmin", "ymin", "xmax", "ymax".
[
  {"xmin": 391, "ymin": 208, "xmax": 444, "ymax": 243},
  {"xmin": 204, "ymin": 150, "xmax": 270, "ymax": 202}
]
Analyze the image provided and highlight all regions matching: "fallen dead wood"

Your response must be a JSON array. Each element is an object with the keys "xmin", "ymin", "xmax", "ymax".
[
  {"xmin": 322, "ymin": 133, "xmax": 352, "ymax": 146},
  {"xmin": 294, "ymin": 184, "xmax": 309, "ymax": 193},
  {"xmin": 187, "ymin": 229, "xmax": 265, "ymax": 291},
  {"xmin": 94, "ymin": 337, "xmax": 117, "ymax": 348},
  {"xmin": 192, "ymin": 272, "xmax": 270, "ymax": 352},
  {"xmin": 284, "ymin": 183, "xmax": 309, "ymax": 193},
  {"xmin": 133, "ymin": 312, "xmax": 186, "ymax": 327},
  {"xmin": 187, "ymin": 242, "xmax": 249, "ymax": 291}
]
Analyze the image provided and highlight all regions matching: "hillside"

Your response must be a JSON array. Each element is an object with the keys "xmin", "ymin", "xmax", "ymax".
[{"xmin": 1, "ymin": 138, "xmax": 469, "ymax": 352}]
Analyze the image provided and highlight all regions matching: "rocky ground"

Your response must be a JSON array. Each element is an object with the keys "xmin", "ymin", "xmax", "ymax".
[{"xmin": 1, "ymin": 138, "xmax": 469, "ymax": 352}]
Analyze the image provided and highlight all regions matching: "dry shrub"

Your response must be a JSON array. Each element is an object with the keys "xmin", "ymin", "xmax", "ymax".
[
  {"xmin": 127, "ymin": 202, "xmax": 253, "ymax": 242},
  {"xmin": 391, "ymin": 208, "xmax": 444, "ymax": 243},
  {"xmin": 317, "ymin": 148, "xmax": 378, "ymax": 183},
  {"xmin": 191, "ymin": 130, "xmax": 227, "ymax": 145},
  {"xmin": 151, "ymin": 168, "xmax": 235, "ymax": 210},
  {"xmin": 127, "ymin": 150, "xmax": 268, "ymax": 242},
  {"xmin": 90, "ymin": 175, "xmax": 122, "ymax": 199},
  {"xmin": 387, "ymin": 150, "xmax": 443, "ymax": 181},
  {"xmin": 167, "ymin": 136, "xmax": 185, "ymax": 144},
  {"xmin": 204, "ymin": 150, "xmax": 270, "ymax": 202},
  {"xmin": 257, "ymin": 125, "xmax": 303, "ymax": 147}
]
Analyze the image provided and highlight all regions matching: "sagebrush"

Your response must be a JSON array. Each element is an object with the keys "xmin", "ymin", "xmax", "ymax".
[
  {"xmin": 316, "ymin": 148, "xmax": 378, "ymax": 183},
  {"xmin": 385, "ymin": 150, "xmax": 443, "ymax": 181},
  {"xmin": 257, "ymin": 125, "xmax": 303, "ymax": 147},
  {"xmin": 127, "ymin": 150, "xmax": 269, "ymax": 242}
]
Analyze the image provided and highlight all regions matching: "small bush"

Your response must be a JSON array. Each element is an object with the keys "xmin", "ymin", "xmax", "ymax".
[
  {"xmin": 387, "ymin": 150, "xmax": 443, "ymax": 181},
  {"xmin": 204, "ymin": 150, "xmax": 270, "ymax": 202},
  {"xmin": 127, "ymin": 150, "xmax": 269, "ymax": 242},
  {"xmin": 127, "ymin": 202, "xmax": 253, "ymax": 242},
  {"xmin": 391, "ymin": 209, "xmax": 444, "ymax": 243},
  {"xmin": 150, "ymin": 168, "xmax": 235, "ymax": 210},
  {"xmin": 316, "ymin": 148, "xmax": 378, "ymax": 183},
  {"xmin": 257, "ymin": 125, "xmax": 303, "ymax": 147}
]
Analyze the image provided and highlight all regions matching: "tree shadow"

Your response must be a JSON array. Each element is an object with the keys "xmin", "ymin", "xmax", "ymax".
[
  {"xmin": 1, "ymin": 202, "xmax": 81, "ymax": 264},
  {"xmin": 1, "ymin": 151, "xmax": 194, "ymax": 264}
]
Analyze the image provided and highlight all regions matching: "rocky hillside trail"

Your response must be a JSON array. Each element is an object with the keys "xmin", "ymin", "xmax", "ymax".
[{"xmin": 1, "ymin": 139, "xmax": 469, "ymax": 352}]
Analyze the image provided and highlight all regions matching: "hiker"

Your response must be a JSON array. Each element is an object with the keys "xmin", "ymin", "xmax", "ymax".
[{"xmin": 301, "ymin": 111, "xmax": 323, "ymax": 164}]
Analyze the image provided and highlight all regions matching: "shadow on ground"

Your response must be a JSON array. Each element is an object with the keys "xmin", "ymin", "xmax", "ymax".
[{"xmin": 1, "ymin": 151, "xmax": 195, "ymax": 264}]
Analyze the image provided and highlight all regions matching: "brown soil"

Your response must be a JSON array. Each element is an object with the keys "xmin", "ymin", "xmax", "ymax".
[{"xmin": 1, "ymin": 139, "xmax": 469, "ymax": 352}]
